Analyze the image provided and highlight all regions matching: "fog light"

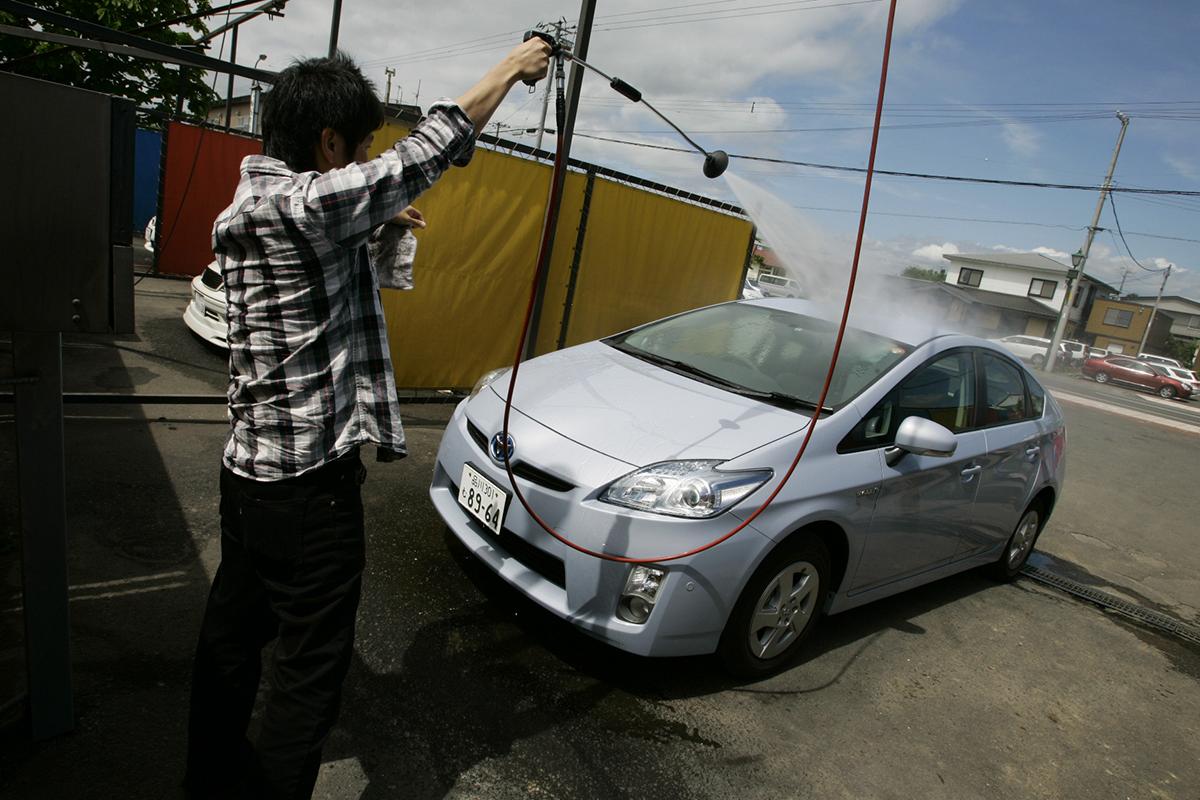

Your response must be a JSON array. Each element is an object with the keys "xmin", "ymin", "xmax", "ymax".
[{"xmin": 616, "ymin": 566, "xmax": 666, "ymax": 625}]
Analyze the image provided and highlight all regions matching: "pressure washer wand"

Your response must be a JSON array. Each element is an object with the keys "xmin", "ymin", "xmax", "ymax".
[
  {"xmin": 564, "ymin": 52, "xmax": 728, "ymax": 178},
  {"xmin": 521, "ymin": 29, "xmax": 728, "ymax": 178}
]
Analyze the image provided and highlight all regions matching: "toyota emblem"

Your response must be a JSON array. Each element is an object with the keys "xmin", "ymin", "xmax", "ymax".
[{"xmin": 489, "ymin": 432, "xmax": 515, "ymax": 464}]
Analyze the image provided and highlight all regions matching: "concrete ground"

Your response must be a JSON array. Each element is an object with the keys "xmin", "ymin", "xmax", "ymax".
[{"xmin": 1, "ymin": 277, "xmax": 1198, "ymax": 799}]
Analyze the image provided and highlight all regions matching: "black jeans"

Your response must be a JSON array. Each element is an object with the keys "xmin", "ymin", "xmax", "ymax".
[{"xmin": 186, "ymin": 451, "xmax": 367, "ymax": 800}]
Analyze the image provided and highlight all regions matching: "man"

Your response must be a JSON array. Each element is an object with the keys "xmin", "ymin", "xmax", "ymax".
[{"xmin": 185, "ymin": 39, "xmax": 551, "ymax": 800}]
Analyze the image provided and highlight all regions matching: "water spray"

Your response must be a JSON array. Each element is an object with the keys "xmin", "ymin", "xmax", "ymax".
[{"xmin": 500, "ymin": 3, "xmax": 899, "ymax": 564}]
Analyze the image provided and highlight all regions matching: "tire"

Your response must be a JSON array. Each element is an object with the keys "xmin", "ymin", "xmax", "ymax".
[
  {"xmin": 1159, "ymin": 385, "xmax": 1177, "ymax": 399},
  {"xmin": 1030, "ymin": 354, "xmax": 1045, "ymax": 367},
  {"xmin": 988, "ymin": 503, "xmax": 1044, "ymax": 582},
  {"xmin": 1094, "ymin": 371, "xmax": 1110, "ymax": 384},
  {"xmin": 718, "ymin": 537, "xmax": 830, "ymax": 679}
]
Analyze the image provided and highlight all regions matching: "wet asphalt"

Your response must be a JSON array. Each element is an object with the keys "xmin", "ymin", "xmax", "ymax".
[{"xmin": 0, "ymin": 277, "xmax": 1197, "ymax": 799}]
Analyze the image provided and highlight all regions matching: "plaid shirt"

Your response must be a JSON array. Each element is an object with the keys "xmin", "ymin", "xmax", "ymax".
[{"xmin": 213, "ymin": 101, "xmax": 476, "ymax": 480}]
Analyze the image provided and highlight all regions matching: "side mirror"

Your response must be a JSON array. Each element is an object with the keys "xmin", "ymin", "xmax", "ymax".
[{"xmin": 885, "ymin": 416, "xmax": 958, "ymax": 466}]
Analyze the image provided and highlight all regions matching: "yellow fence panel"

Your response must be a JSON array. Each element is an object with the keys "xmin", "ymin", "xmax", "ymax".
[
  {"xmin": 367, "ymin": 128, "xmax": 751, "ymax": 388},
  {"xmin": 557, "ymin": 178, "xmax": 753, "ymax": 349}
]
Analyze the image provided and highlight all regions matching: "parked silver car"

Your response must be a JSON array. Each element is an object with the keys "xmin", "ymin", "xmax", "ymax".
[{"xmin": 431, "ymin": 299, "xmax": 1066, "ymax": 677}]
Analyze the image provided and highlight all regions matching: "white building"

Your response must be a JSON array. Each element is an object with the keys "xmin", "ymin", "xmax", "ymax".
[{"xmin": 942, "ymin": 252, "xmax": 1115, "ymax": 338}]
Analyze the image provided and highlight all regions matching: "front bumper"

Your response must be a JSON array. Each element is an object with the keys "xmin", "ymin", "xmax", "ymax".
[{"xmin": 429, "ymin": 390, "xmax": 774, "ymax": 658}]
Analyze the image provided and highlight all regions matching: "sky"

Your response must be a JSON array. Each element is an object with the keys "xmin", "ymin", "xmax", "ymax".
[{"xmin": 212, "ymin": 0, "xmax": 1200, "ymax": 299}]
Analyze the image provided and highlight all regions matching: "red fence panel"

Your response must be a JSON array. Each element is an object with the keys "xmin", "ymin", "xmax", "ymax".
[{"xmin": 158, "ymin": 122, "xmax": 260, "ymax": 276}]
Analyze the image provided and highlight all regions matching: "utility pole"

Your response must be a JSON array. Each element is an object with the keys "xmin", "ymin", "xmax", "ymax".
[
  {"xmin": 327, "ymin": 0, "xmax": 343, "ymax": 57},
  {"xmin": 384, "ymin": 67, "xmax": 395, "ymax": 106},
  {"xmin": 523, "ymin": 0, "xmax": 596, "ymax": 359},
  {"xmin": 1045, "ymin": 111, "xmax": 1130, "ymax": 372},
  {"xmin": 223, "ymin": 23, "xmax": 239, "ymax": 130},
  {"xmin": 1137, "ymin": 264, "xmax": 1172, "ymax": 354},
  {"xmin": 1117, "ymin": 265, "xmax": 1129, "ymax": 295}
]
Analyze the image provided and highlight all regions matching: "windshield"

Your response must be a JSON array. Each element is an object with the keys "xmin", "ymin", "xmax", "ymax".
[{"xmin": 605, "ymin": 303, "xmax": 913, "ymax": 411}]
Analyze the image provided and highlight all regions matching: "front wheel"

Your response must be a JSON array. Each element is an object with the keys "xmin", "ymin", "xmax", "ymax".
[
  {"xmin": 1159, "ymin": 385, "xmax": 1177, "ymax": 399},
  {"xmin": 718, "ymin": 537, "xmax": 830, "ymax": 679},
  {"xmin": 1030, "ymin": 354, "xmax": 1045, "ymax": 367},
  {"xmin": 1094, "ymin": 371, "xmax": 1110, "ymax": 384},
  {"xmin": 988, "ymin": 504, "xmax": 1043, "ymax": 582}
]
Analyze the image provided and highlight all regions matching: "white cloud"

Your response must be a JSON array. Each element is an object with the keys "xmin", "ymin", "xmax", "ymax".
[
  {"xmin": 1031, "ymin": 246, "xmax": 1069, "ymax": 260},
  {"xmin": 1164, "ymin": 154, "xmax": 1200, "ymax": 181},
  {"xmin": 912, "ymin": 242, "xmax": 959, "ymax": 262}
]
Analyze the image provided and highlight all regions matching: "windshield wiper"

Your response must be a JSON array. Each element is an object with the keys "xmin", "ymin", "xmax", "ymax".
[{"xmin": 609, "ymin": 342, "xmax": 832, "ymax": 412}]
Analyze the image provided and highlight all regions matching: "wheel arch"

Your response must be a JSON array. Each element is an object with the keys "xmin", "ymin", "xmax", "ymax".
[{"xmin": 776, "ymin": 520, "xmax": 851, "ymax": 597}]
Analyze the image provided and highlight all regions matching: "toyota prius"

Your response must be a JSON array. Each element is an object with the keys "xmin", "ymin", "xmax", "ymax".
[{"xmin": 430, "ymin": 298, "xmax": 1066, "ymax": 677}]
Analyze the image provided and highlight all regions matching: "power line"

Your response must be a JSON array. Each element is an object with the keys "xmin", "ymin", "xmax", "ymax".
[
  {"xmin": 1107, "ymin": 193, "xmax": 1168, "ymax": 272},
  {"xmin": 570, "ymin": 132, "xmax": 1200, "ymax": 196}
]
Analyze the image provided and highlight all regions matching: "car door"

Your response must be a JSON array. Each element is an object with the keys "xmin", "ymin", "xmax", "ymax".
[
  {"xmin": 844, "ymin": 350, "xmax": 988, "ymax": 592},
  {"xmin": 962, "ymin": 351, "xmax": 1043, "ymax": 557}
]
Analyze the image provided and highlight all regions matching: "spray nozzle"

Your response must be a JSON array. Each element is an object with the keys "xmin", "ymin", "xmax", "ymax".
[{"xmin": 703, "ymin": 150, "xmax": 729, "ymax": 179}]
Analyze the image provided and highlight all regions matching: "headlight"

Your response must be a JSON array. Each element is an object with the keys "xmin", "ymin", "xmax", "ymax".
[
  {"xmin": 601, "ymin": 460, "xmax": 772, "ymax": 519},
  {"xmin": 469, "ymin": 367, "xmax": 510, "ymax": 400}
]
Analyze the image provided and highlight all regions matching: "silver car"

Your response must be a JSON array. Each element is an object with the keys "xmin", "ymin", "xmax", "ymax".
[{"xmin": 431, "ymin": 299, "xmax": 1066, "ymax": 677}]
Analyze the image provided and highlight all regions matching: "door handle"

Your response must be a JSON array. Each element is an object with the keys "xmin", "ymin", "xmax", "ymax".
[
  {"xmin": 960, "ymin": 464, "xmax": 983, "ymax": 482},
  {"xmin": 1024, "ymin": 446, "xmax": 1041, "ymax": 461}
]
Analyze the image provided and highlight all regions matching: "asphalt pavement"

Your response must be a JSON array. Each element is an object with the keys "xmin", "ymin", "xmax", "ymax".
[{"xmin": 1, "ymin": 278, "xmax": 1198, "ymax": 799}]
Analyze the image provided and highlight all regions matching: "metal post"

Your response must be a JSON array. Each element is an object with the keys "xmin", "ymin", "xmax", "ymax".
[
  {"xmin": 327, "ymin": 0, "xmax": 343, "ymax": 57},
  {"xmin": 524, "ymin": 0, "xmax": 596, "ymax": 359},
  {"xmin": 12, "ymin": 332, "xmax": 73, "ymax": 739},
  {"xmin": 556, "ymin": 168, "xmax": 597, "ymax": 350},
  {"xmin": 1137, "ymin": 264, "xmax": 1172, "ymax": 354},
  {"xmin": 223, "ymin": 23, "xmax": 238, "ymax": 131},
  {"xmin": 1045, "ymin": 112, "xmax": 1129, "ymax": 372},
  {"xmin": 534, "ymin": 21, "xmax": 562, "ymax": 152},
  {"xmin": 250, "ymin": 81, "xmax": 262, "ymax": 135},
  {"xmin": 384, "ymin": 67, "xmax": 394, "ymax": 106}
]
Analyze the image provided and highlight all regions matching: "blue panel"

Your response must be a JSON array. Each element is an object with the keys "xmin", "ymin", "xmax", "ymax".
[{"xmin": 132, "ymin": 128, "xmax": 163, "ymax": 234}]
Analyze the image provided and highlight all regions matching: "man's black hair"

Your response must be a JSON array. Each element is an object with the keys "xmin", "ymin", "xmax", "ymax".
[{"xmin": 261, "ymin": 52, "xmax": 384, "ymax": 172}]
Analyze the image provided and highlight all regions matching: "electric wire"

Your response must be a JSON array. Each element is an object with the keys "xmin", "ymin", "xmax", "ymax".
[
  {"xmin": 1108, "ymin": 192, "xmax": 1168, "ymax": 272},
  {"xmin": 570, "ymin": 132, "xmax": 1200, "ymax": 196},
  {"xmin": 497, "ymin": 0, "xmax": 900, "ymax": 565}
]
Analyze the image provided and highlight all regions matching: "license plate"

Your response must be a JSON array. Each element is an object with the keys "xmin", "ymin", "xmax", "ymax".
[{"xmin": 458, "ymin": 463, "xmax": 508, "ymax": 536}]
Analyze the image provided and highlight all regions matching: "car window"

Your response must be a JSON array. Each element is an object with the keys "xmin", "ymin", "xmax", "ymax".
[
  {"xmin": 609, "ymin": 304, "xmax": 912, "ymax": 410},
  {"xmin": 840, "ymin": 351, "xmax": 976, "ymax": 451},
  {"xmin": 1026, "ymin": 373, "xmax": 1046, "ymax": 417},
  {"xmin": 980, "ymin": 352, "xmax": 1029, "ymax": 425}
]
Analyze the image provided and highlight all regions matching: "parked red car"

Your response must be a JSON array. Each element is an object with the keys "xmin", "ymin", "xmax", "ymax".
[{"xmin": 1081, "ymin": 355, "xmax": 1196, "ymax": 400}]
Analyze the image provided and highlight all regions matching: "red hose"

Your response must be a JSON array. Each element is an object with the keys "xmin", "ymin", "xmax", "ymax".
[{"xmin": 499, "ymin": 0, "xmax": 899, "ymax": 564}]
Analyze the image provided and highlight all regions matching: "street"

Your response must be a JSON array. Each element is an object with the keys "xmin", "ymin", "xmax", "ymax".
[{"xmin": 1, "ymin": 277, "xmax": 1198, "ymax": 799}]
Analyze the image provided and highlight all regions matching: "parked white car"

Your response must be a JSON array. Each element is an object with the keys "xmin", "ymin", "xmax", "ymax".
[
  {"xmin": 182, "ymin": 261, "xmax": 229, "ymax": 349},
  {"xmin": 1163, "ymin": 366, "xmax": 1199, "ymax": 397},
  {"xmin": 989, "ymin": 335, "xmax": 1053, "ymax": 367},
  {"xmin": 741, "ymin": 278, "xmax": 764, "ymax": 300},
  {"xmin": 1138, "ymin": 353, "xmax": 1184, "ymax": 370}
]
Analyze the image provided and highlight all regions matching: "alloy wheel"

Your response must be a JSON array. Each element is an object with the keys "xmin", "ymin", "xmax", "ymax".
[
  {"xmin": 1007, "ymin": 509, "xmax": 1040, "ymax": 569},
  {"xmin": 747, "ymin": 561, "xmax": 820, "ymax": 660}
]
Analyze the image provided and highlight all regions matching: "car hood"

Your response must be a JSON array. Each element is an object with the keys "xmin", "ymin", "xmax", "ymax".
[{"xmin": 491, "ymin": 341, "xmax": 810, "ymax": 465}]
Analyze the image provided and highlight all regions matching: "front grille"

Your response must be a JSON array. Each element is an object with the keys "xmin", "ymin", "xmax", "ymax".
[
  {"xmin": 465, "ymin": 419, "xmax": 576, "ymax": 492},
  {"xmin": 448, "ymin": 478, "xmax": 566, "ymax": 588}
]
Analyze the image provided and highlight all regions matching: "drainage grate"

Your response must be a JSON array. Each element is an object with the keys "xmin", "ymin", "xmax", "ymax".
[{"xmin": 1021, "ymin": 564, "xmax": 1200, "ymax": 646}]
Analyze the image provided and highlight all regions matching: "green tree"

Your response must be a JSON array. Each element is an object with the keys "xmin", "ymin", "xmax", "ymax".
[
  {"xmin": 1164, "ymin": 336, "xmax": 1199, "ymax": 370},
  {"xmin": 0, "ymin": 1, "xmax": 217, "ymax": 125},
  {"xmin": 901, "ymin": 265, "xmax": 946, "ymax": 282}
]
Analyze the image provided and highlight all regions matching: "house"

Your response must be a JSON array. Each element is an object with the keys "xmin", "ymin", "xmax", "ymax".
[
  {"xmin": 942, "ymin": 252, "xmax": 1114, "ymax": 338},
  {"xmin": 1121, "ymin": 294, "xmax": 1200, "ymax": 344},
  {"xmin": 1084, "ymin": 298, "xmax": 1174, "ymax": 356},
  {"xmin": 751, "ymin": 244, "xmax": 800, "ymax": 297},
  {"xmin": 205, "ymin": 94, "xmax": 422, "ymax": 134},
  {"xmin": 886, "ymin": 275, "xmax": 1059, "ymax": 338}
]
